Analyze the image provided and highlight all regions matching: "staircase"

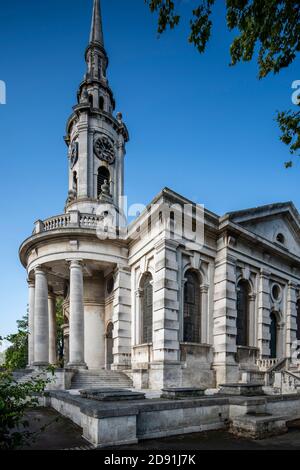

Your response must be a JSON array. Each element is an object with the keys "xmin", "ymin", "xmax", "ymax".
[{"xmin": 70, "ymin": 369, "xmax": 133, "ymax": 390}]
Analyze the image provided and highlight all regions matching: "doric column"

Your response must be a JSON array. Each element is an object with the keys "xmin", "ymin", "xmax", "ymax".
[
  {"xmin": 33, "ymin": 267, "xmax": 49, "ymax": 366},
  {"xmin": 68, "ymin": 260, "xmax": 86, "ymax": 368},
  {"xmin": 48, "ymin": 292, "xmax": 57, "ymax": 365},
  {"xmin": 27, "ymin": 279, "xmax": 35, "ymax": 367},
  {"xmin": 257, "ymin": 269, "xmax": 271, "ymax": 358}
]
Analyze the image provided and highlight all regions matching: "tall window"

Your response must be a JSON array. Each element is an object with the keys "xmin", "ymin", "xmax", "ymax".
[
  {"xmin": 141, "ymin": 273, "xmax": 153, "ymax": 344},
  {"xmin": 236, "ymin": 280, "xmax": 250, "ymax": 346},
  {"xmin": 270, "ymin": 312, "xmax": 278, "ymax": 358},
  {"xmin": 99, "ymin": 96, "xmax": 104, "ymax": 110},
  {"xmin": 183, "ymin": 270, "xmax": 201, "ymax": 343},
  {"xmin": 97, "ymin": 166, "xmax": 110, "ymax": 197},
  {"xmin": 297, "ymin": 299, "xmax": 300, "ymax": 342}
]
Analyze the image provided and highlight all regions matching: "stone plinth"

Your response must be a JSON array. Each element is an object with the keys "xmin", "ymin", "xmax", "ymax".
[
  {"xmin": 230, "ymin": 414, "xmax": 288, "ymax": 439},
  {"xmin": 79, "ymin": 388, "xmax": 145, "ymax": 401},
  {"xmin": 161, "ymin": 388, "xmax": 206, "ymax": 399},
  {"xmin": 219, "ymin": 383, "xmax": 265, "ymax": 396}
]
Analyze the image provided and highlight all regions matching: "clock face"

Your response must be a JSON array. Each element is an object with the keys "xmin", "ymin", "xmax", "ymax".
[
  {"xmin": 69, "ymin": 141, "xmax": 78, "ymax": 168},
  {"xmin": 94, "ymin": 136, "xmax": 115, "ymax": 164}
]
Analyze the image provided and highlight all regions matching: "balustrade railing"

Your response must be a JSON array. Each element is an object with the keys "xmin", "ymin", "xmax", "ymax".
[
  {"xmin": 43, "ymin": 215, "xmax": 71, "ymax": 231},
  {"xmin": 34, "ymin": 211, "xmax": 105, "ymax": 234},
  {"xmin": 256, "ymin": 358, "xmax": 280, "ymax": 371}
]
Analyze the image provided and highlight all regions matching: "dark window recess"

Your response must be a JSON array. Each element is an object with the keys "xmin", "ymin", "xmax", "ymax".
[
  {"xmin": 107, "ymin": 277, "xmax": 114, "ymax": 295},
  {"xmin": 97, "ymin": 167, "xmax": 110, "ymax": 197},
  {"xmin": 276, "ymin": 233, "xmax": 285, "ymax": 244},
  {"xmin": 99, "ymin": 96, "xmax": 104, "ymax": 110},
  {"xmin": 236, "ymin": 280, "xmax": 250, "ymax": 347},
  {"xmin": 270, "ymin": 312, "xmax": 277, "ymax": 358},
  {"xmin": 297, "ymin": 300, "xmax": 300, "ymax": 342},
  {"xmin": 183, "ymin": 270, "xmax": 201, "ymax": 343}
]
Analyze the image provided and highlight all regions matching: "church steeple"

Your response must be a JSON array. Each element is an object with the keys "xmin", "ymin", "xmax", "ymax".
[
  {"xmin": 89, "ymin": 0, "xmax": 104, "ymax": 47},
  {"xmin": 64, "ymin": 0, "xmax": 129, "ymax": 215}
]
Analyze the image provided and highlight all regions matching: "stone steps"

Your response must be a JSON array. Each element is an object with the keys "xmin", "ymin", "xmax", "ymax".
[{"xmin": 70, "ymin": 369, "xmax": 133, "ymax": 390}]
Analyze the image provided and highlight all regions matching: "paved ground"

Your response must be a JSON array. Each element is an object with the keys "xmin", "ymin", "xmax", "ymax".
[
  {"xmin": 19, "ymin": 408, "xmax": 300, "ymax": 450},
  {"xmin": 19, "ymin": 408, "xmax": 91, "ymax": 450}
]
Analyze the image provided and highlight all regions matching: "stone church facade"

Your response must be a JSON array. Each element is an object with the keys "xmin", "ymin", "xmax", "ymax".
[{"xmin": 19, "ymin": 0, "xmax": 300, "ymax": 391}]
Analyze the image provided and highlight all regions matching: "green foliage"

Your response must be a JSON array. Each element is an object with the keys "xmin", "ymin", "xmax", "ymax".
[
  {"xmin": 4, "ymin": 315, "xmax": 29, "ymax": 370},
  {"xmin": 0, "ymin": 370, "xmax": 49, "ymax": 449},
  {"xmin": 146, "ymin": 0, "xmax": 300, "ymax": 162},
  {"xmin": 56, "ymin": 298, "xmax": 65, "ymax": 367}
]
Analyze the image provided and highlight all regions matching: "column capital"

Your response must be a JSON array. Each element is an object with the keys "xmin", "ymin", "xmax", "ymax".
[
  {"xmin": 260, "ymin": 268, "xmax": 270, "ymax": 278},
  {"xmin": 249, "ymin": 293, "xmax": 257, "ymax": 301},
  {"xmin": 27, "ymin": 278, "xmax": 35, "ymax": 288},
  {"xmin": 136, "ymin": 288, "xmax": 143, "ymax": 298},
  {"xmin": 34, "ymin": 265, "xmax": 47, "ymax": 275},
  {"xmin": 48, "ymin": 290, "xmax": 56, "ymax": 301},
  {"xmin": 288, "ymin": 281, "xmax": 297, "ymax": 290},
  {"xmin": 200, "ymin": 284, "xmax": 209, "ymax": 294},
  {"xmin": 68, "ymin": 259, "xmax": 83, "ymax": 268}
]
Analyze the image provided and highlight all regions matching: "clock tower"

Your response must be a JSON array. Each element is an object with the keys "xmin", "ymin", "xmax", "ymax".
[{"xmin": 65, "ymin": 0, "xmax": 129, "ymax": 214}]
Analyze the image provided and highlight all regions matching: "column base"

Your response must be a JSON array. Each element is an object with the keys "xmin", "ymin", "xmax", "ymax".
[
  {"xmin": 32, "ymin": 362, "xmax": 50, "ymax": 369},
  {"xmin": 67, "ymin": 362, "xmax": 87, "ymax": 370}
]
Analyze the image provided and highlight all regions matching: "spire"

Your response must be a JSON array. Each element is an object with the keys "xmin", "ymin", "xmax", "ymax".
[{"xmin": 89, "ymin": 0, "xmax": 104, "ymax": 47}]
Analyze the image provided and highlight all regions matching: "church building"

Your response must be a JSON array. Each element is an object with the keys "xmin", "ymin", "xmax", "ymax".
[{"xmin": 19, "ymin": 0, "xmax": 300, "ymax": 391}]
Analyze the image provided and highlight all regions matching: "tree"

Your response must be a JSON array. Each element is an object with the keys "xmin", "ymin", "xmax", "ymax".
[
  {"xmin": 4, "ymin": 314, "xmax": 28, "ymax": 370},
  {"xmin": 146, "ymin": 0, "xmax": 300, "ymax": 166},
  {"xmin": 3, "ymin": 298, "xmax": 65, "ymax": 370},
  {"xmin": 0, "ymin": 370, "xmax": 50, "ymax": 449},
  {"xmin": 56, "ymin": 298, "xmax": 65, "ymax": 367}
]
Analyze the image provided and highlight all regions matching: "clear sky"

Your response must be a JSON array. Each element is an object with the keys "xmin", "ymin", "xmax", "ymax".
[{"xmin": 0, "ymin": 0, "xmax": 299, "ymax": 345}]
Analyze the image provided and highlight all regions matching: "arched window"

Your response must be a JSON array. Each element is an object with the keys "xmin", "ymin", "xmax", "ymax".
[
  {"xmin": 270, "ymin": 312, "xmax": 278, "ymax": 358},
  {"xmin": 99, "ymin": 96, "xmax": 104, "ymax": 110},
  {"xmin": 97, "ymin": 166, "xmax": 110, "ymax": 197},
  {"xmin": 73, "ymin": 171, "xmax": 78, "ymax": 193},
  {"xmin": 140, "ymin": 273, "xmax": 153, "ymax": 344},
  {"xmin": 183, "ymin": 270, "xmax": 201, "ymax": 343},
  {"xmin": 296, "ymin": 299, "xmax": 300, "ymax": 342},
  {"xmin": 236, "ymin": 280, "xmax": 250, "ymax": 346},
  {"xmin": 276, "ymin": 233, "xmax": 285, "ymax": 244}
]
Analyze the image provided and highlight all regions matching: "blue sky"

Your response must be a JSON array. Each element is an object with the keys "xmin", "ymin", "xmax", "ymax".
[{"xmin": 0, "ymin": 0, "xmax": 299, "ymax": 343}]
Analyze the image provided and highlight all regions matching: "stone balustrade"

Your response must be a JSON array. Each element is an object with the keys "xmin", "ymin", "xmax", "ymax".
[
  {"xmin": 34, "ymin": 211, "xmax": 105, "ymax": 234},
  {"xmin": 256, "ymin": 358, "xmax": 280, "ymax": 371}
]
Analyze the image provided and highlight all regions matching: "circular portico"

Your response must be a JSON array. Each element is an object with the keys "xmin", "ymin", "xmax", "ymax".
[{"xmin": 19, "ymin": 211, "xmax": 130, "ymax": 370}]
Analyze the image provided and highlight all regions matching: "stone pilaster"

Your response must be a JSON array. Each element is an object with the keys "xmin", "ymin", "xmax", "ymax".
[
  {"xmin": 257, "ymin": 269, "xmax": 271, "ymax": 357},
  {"xmin": 213, "ymin": 254, "xmax": 238, "ymax": 385},
  {"xmin": 48, "ymin": 292, "xmax": 57, "ymax": 365},
  {"xmin": 33, "ymin": 267, "xmax": 49, "ymax": 366},
  {"xmin": 27, "ymin": 279, "xmax": 35, "ymax": 367},
  {"xmin": 112, "ymin": 266, "xmax": 131, "ymax": 370},
  {"xmin": 150, "ymin": 239, "xmax": 180, "ymax": 389},
  {"xmin": 68, "ymin": 260, "xmax": 86, "ymax": 368},
  {"xmin": 286, "ymin": 282, "xmax": 298, "ymax": 359},
  {"xmin": 248, "ymin": 293, "xmax": 257, "ymax": 347},
  {"xmin": 200, "ymin": 285, "xmax": 209, "ymax": 344}
]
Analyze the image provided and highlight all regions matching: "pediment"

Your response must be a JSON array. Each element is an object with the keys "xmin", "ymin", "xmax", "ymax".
[{"xmin": 226, "ymin": 202, "xmax": 300, "ymax": 257}]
